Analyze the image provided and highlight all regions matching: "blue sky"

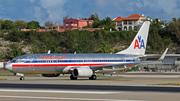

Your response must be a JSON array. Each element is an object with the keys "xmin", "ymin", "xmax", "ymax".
[{"xmin": 0, "ymin": 0, "xmax": 180, "ymax": 25}]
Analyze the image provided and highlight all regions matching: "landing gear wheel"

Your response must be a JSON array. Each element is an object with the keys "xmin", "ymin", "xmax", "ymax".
[
  {"xmin": 89, "ymin": 75, "xmax": 97, "ymax": 80},
  {"xmin": 20, "ymin": 76, "xmax": 24, "ymax": 80},
  {"xmin": 70, "ymin": 75, "xmax": 77, "ymax": 80}
]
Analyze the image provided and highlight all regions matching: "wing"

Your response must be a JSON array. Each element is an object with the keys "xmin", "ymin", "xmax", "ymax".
[{"xmin": 90, "ymin": 61, "xmax": 152, "ymax": 70}]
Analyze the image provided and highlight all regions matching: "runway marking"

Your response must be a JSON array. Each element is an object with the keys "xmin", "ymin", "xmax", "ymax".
[
  {"xmin": 0, "ymin": 95, "xmax": 146, "ymax": 101},
  {"xmin": 0, "ymin": 89, "xmax": 120, "ymax": 94}
]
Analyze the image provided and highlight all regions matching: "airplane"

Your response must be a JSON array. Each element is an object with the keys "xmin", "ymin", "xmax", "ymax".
[{"xmin": 5, "ymin": 21, "xmax": 167, "ymax": 80}]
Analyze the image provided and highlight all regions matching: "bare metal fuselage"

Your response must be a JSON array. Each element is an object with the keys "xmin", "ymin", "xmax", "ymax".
[{"xmin": 6, "ymin": 53, "xmax": 139, "ymax": 74}]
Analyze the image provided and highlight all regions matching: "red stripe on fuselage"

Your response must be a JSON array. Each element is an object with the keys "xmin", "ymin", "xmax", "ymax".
[{"xmin": 12, "ymin": 63, "xmax": 113, "ymax": 67}]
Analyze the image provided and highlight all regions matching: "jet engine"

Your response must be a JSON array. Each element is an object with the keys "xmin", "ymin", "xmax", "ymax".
[
  {"xmin": 41, "ymin": 74, "xmax": 60, "ymax": 77},
  {"xmin": 72, "ymin": 67, "xmax": 93, "ymax": 78}
]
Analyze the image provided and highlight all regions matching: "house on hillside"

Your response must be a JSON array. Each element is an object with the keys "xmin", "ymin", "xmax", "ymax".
[
  {"xmin": 51, "ymin": 18, "xmax": 93, "ymax": 29},
  {"xmin": 113, "ymin": 14, "xmax": 150, "ymax": 31}
]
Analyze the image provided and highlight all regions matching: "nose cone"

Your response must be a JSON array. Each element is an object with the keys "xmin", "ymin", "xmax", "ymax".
[{"xmin": 5, "ymin": 63, "xmax": 12, "ymax": 71}]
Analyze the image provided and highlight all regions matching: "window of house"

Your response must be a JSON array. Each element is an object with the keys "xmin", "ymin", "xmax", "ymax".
[
  {"xmin": 128, "ymin": 21, "xmax": 132, "ymax": 25},
  {"xmin": 124, "ymin": 21, "xmax": 127, "ymax": 25}
]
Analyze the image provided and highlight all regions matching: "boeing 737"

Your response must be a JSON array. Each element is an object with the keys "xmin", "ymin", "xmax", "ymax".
[{"xmin": 5, "ymin": 21, "xmax": 167, "ymax": 80}]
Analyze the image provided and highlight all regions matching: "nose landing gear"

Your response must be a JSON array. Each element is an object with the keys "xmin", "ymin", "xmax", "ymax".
[{"xmin": 14, "ymin": 73, "xmax": 25, "ymax": 80}]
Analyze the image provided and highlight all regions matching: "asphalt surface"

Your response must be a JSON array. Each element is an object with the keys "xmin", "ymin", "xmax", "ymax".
[{"xmin": 0, "ymin": 75, "xmax": 180, "ymax": 101}]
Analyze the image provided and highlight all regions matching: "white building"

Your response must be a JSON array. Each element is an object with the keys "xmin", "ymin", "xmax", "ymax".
[{"xmin": 113, "ymin": 14, "xmax": 150, "ymax": 31}]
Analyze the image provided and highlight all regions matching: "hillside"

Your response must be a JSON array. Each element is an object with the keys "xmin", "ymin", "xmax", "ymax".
[{"xmin": 0, "ymin": 18, "xmax": 180, "ymax": 60}]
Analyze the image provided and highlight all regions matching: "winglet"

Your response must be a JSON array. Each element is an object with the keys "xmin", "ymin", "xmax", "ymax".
[
  {"xmin": 158, "ymin": 48, "xmax": 168, "ymax": 61},
  {"xmin": 47, "ymin": 50, "xmax": 51, "ymax": 54}
]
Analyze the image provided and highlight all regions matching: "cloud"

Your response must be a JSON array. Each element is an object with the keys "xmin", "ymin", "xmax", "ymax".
[
  {"xmin": 96, "ymin": 0, "xmax": 108, "ymax": 8},
  {"xmin": 143, "ymin": 0, "xmax": 178, "ymax": 14},
  {"xmin": 94, "ymin": 0, "xmax": 180, "ymax": 20},
  {"xmin": 0, "ymin": 0, "xmax": 180, "ymax": 25},
  {"xmin": 29, "ymin": 0, "xmax": 36, "ymax": 3},
  {"xmin": 40, "ymin": 0, "xmax": 67, "ymax": 24},
  {"xmin": 142, "ymin": 0, "xmax": 180, "ymax": 19},
  {"xmin": 34, "ymin": 6, "xmax": 42, "ymax": 21}
]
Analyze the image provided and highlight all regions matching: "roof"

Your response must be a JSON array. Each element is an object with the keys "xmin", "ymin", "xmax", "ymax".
[
  {"xmin": 128, "ymin": 14, "xmax": 142, "ymax": 18},
  {"xmin": 113, "ymin": 14, "xmax": 143, "ymax": 21},
  {"xmin": 113, "ymin": 16, "xmax": 122, "ymax": 21},
  {"xmin": 51, "ymin": 25, "xmax": 62, "ymax": 27}
]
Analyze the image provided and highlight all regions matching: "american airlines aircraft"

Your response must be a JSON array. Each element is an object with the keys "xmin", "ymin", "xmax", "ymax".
[{"xmin": 5, "ymin": 21, "xmax": 167, "ymax": 80}]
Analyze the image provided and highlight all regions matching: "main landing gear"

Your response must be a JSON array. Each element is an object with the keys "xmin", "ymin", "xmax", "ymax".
[
  {"xmin": 70, "ymin": 74, "xmax": 77, "ymax": 80},
  {"xmin": 20, "ymin": 76, "xmax": 25, "ymax": 80},
  {"xmin": 89, "ymin": 75, "xmax": 97, "ymax": 80},
  {"xmin": 70, "ymin": 74, "xmax": 97, "ymax": 80}
]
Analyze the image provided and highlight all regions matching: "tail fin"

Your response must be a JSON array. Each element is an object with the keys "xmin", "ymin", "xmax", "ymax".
[{"xmin": 116, "ymin": 21, "xmax": 151, "ymax": 55}]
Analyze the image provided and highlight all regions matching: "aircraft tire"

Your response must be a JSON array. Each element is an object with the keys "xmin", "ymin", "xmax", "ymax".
[
  {"xmin": 20, "ymin": 76, "xmax": 24, "ymax": 80},
  {"xmin": 89, "ymin": 75, "xmax": 97, "ymax": 80},
  {"xmin": 70, "ymin": 75, "xmax": 77, "ymax": 80}
]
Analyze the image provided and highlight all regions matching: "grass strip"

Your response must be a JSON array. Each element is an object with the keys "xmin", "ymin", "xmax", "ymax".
[
  {"xmin": 150, "ymin": 83, "xmax": 180, "ymax": 86},
  {"xmin": 0, "ymin": 78, "xmax": 7, "ymax": 80}
]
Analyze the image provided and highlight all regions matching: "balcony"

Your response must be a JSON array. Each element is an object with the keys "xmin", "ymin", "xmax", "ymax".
[{"xmin": 117, "ymin": 24, "xmax": 122, "ymax": 26}]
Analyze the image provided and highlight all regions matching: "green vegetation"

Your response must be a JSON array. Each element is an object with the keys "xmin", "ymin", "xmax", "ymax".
[
  {"xmin": 27, "ymin": 20, "xmax": 41, "ymax": 29},
  {"xmin": 0, "ymin": 78, "xmax": 7, "ymax": 80},
  {"xmin": 2, "ymin": 28, "xmax": 137, "ymax": 56},
  {"xmin": 126, "ymin": 67, "xmax": 136, "ymax": 72},
  {"xmin": 87, "ymin": 14, "xmax": 116, "ymax": 30},
  {"xmin": 96, "ymin": 75, "xmax": 123, "ymax": 77},
  {"xmin": 150, "ymin": 83, "xmax": 180, "ymax": 86},
  {"xmin": 0, "ymin": 15, "xmax": 180, "ymax": 60},
  {"xmin": 2, "ymin": 20, "xmax": 15, "ymax": 30},
  {"xmin": 14, "ymin": 20, "xmax": 28, "ymax": 29},
  {"xmin": 7, "ymin": 43, "xmax": 26, "ymax": 60}
]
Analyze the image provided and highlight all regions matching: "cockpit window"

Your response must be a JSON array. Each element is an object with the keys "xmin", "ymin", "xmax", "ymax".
[
  {"xmin": 11, "ymin": 60, "xmax": 16, "ymax": 62},
  {"xmin": 17, "ymin": 59, "xmax": 22, "ymax": 62}
]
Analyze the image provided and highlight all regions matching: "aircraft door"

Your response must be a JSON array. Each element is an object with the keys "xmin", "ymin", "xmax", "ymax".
[{"xmin": 27, "ymin": 56, "xmax": 34, "ymax": 73}]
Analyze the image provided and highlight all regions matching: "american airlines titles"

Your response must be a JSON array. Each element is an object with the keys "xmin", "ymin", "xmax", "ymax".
[{"xmin": 41, "ymin": 55, "xmax": 67, "ymax": 59}]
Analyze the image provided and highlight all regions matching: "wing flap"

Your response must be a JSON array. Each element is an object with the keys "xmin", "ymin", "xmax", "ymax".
[{"xmin": 90, "ymin": 61, "xmax": 152, "ymax": 69}]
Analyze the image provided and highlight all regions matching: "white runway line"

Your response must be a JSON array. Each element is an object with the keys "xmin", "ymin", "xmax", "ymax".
[
  {"xmin": 0, "ymin": 89, "xmax": 120, "ymax": 94},
  {"xmin": 0, "ymin": 95, "xmax": 146, "ymax": 101}
]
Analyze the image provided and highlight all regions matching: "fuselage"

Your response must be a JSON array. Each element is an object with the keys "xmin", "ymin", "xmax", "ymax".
[{"xmin": 5, "ymin": 53, "xmax": 139, "ymax": 74}]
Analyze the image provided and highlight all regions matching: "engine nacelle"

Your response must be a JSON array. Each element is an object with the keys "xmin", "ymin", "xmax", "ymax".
[
  {"xmin": 41, "ymin": 74, "xmax": 60, "ymax": 77},
  {"xmin": 72, "ymin": 67, "xmax": 93, "ymax": 78}
]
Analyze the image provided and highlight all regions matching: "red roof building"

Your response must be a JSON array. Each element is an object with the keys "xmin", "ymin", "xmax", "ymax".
[
  {"xmin": 113, "ymin": 14, "xmax": 149, "ymax": 31},
  {"xmin": 52, "ymin": 18, "xmax": 93, "ymax": 30}
]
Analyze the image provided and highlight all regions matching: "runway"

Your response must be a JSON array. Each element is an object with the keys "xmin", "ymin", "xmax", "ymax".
[{"xmin": 0, "ymin": 76, "xmax": 180, "ymax": 101}]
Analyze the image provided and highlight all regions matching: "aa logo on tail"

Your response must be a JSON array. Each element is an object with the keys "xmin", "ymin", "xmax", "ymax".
[{"xmin": 134, "ymin": 36, "xmax": 145, "ymax": 49}]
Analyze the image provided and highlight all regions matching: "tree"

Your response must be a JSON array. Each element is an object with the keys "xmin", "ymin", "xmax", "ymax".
[
  {"xmin": 97, "ymin": 42, "xmax": 111, "ymax": 53},
  {"xmin": 4, "ymin": 29, "xmax": 23, "ymax": 42},
  {"xmin": 63, "ymin": 15, "xmax": 69, "ymax": 20},
  {"xmin": 168, "ymin": 18, "xmax": 180, "ymax": 41},
  {"xmin": 2, "ymin": 20, "xmax": 15, "ymax": 30},
  {"xmin": 102, "ymin": 17, "xmax": 116, "ymax": 30},
  {"xmin": 0, "ymin": 19, "xmax": 3, "ymax": 30},
  {"xmin": 8, "ymin": 43, "xmax": 26, "ymax": 59},
  {"xmin": 27, "ymin": 21, "xmax": 41, "ymax": 29},
  {"xmin": 147, "ymin": 18, "xmax": 165, "ymax": 52},
  {"xmin": 92, "ymin": 16, "xmax": 116, "ymax": 30},
  {"xmin": 44, "ymin": 20, "xmax": 55, "ymax": 27},
  {"xmin": 0, "ymin": 52, "xmax": 3, "ymax": 61},
  {"xmin": 14, "ymin": 20, "xmax": 28, "ymax": 29},
  {"xmin": 88, "ymin": 13, "xmax": 100, "ymax": 21}
]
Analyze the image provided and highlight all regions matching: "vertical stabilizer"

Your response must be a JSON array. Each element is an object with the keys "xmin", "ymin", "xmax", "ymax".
[{"xmin": 116, "ymin": 21, "xmax": 150, "ymax": 55}]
